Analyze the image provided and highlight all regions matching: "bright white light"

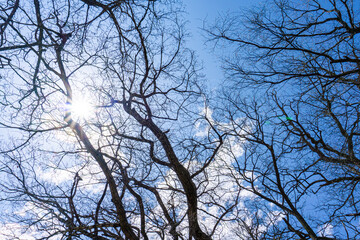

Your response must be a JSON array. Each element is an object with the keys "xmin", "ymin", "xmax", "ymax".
[{"xmin": 69, "ymin": 95, "xmax": 94, "ymax": 121}]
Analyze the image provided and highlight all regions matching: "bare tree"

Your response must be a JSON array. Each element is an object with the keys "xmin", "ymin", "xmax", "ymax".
[
  {"xmin": 208, "ymin": 0, "xmax": 360, "ymax": 239},
  {"xmin": 0, "ymin": 0, "xmax": 232, "ymax": 239}
]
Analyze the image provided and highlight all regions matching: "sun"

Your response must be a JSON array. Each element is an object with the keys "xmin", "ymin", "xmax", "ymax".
[{"xmin": 69, "ymin": 95, "xmax": 94, "ymax": 121}]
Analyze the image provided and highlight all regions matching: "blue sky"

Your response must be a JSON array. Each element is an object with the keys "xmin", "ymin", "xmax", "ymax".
[{"xmin": 183, "ymin": 0, "xmax": 259, "ymax": 89}]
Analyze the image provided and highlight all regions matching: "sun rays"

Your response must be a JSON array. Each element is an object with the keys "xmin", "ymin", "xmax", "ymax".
[{"xmin": 68, "ymin": 95, "xmax": 94, "ymax": 122}]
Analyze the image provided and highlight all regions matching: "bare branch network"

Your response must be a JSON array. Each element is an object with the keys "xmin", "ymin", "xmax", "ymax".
[{"xmin": 0, "ymin": 0, "xmax": 359, "ymax": 239}]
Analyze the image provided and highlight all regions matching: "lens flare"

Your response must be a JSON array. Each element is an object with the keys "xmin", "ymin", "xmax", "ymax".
[{"xmin": 69, "ymin": 96, "xmax": 94, "ymax": 121}]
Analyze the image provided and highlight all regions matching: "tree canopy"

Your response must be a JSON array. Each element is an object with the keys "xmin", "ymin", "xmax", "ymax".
[
  {"xmin": 0, "ymin": 0, "xmax": 359, "ymax": 239},
  {"xmin": 208, "ymin": 0, "xmax": 360, "ymax": 238}
]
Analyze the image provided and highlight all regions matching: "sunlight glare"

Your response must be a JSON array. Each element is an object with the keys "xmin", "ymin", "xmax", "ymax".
[{"xmin": 69, "ymin": 96, "xmax": 94, "ymax": 121}]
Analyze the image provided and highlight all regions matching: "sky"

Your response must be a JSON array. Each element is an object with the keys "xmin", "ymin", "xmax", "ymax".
[
  {"xmin": 0, "ymin": 0, "xmax": 358, "ymax": 238},
  {"xmin": 182, "ymin": 0, "xmax": 259, "ymax": 90}
]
